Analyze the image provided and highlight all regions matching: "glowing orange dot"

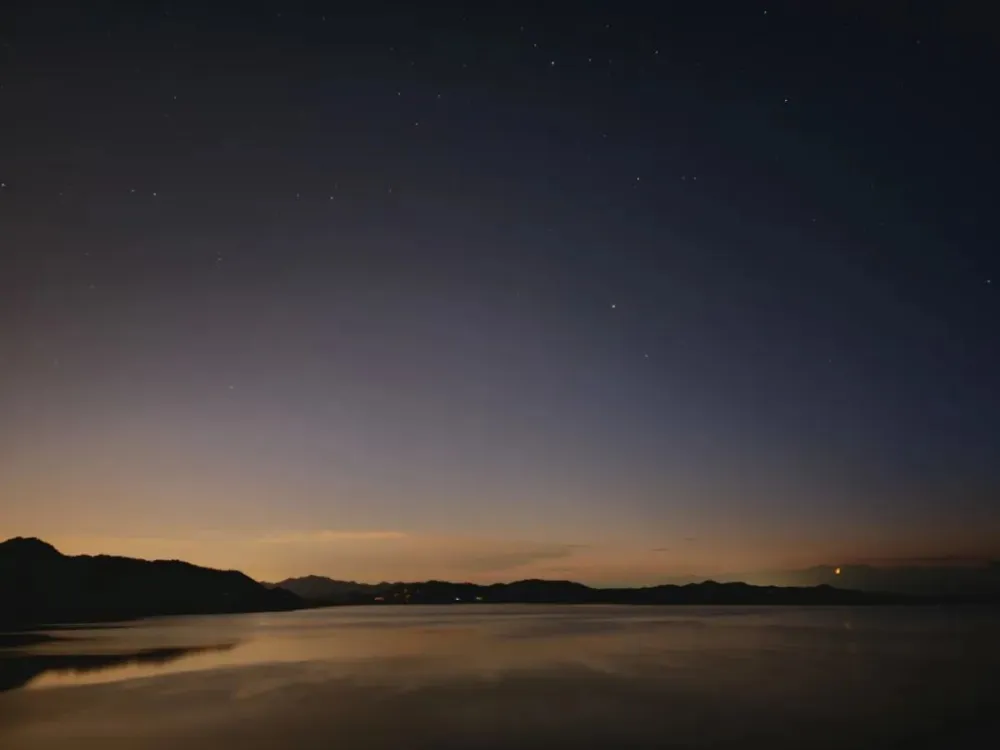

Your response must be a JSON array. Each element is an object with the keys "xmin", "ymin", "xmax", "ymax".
[{"xmin": 834, "ymin": 567, "xmax": 841, "ymax": 575}]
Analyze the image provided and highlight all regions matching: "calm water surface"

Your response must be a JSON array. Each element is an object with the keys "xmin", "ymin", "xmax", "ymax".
[{"xmin": 1, "ymin": 605, "xmax": 997, "ymax": 749}]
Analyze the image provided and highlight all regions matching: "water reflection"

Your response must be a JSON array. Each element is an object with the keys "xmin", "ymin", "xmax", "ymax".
[
  {"xmin": 0, "ymin": 643, "xmax": 237, "ymax": 692},
  {"xmin": 0, "ymin": 606, "xmax": 998, "ymax": 749}
]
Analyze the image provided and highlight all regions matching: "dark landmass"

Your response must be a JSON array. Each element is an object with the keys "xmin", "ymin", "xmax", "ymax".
[
  {"xmin": 6, "ymin": 536, "xmax": 992, "ymax": 632},
  {"xmin": 703, "ymin": 561, "xmax": 1000, "ymax": 598},
  {"xmin": 0, "ymin": 643, "xmax": 237, "ymax": 693},
  {"xmin": 0, "ymin": 537, "xmax": 302, "ymax": 627},
  {"xmin": 270, "ymin": 575, "xmax": 927, "ymax": 607}
]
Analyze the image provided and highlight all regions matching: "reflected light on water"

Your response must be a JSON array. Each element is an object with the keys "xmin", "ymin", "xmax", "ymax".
[{"xmin": 2, "ymin": 605, "xmax": 999, "ymax": 750}]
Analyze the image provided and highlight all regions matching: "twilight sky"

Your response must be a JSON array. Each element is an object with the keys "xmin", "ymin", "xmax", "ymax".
[{"xmin": 1, "ymin": 1, "xmax": 997, "ymax": 585}]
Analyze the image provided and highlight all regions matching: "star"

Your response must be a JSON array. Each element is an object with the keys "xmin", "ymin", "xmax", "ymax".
[{"xmin": 610, "ymin": 303, "xmax": 616, "ymax": 309}]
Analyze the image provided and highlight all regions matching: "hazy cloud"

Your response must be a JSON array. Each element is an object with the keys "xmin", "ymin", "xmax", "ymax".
[
  {"xmin": 260, "ymin": 530, "xmax": 408, "ymax": 544},
  {"xmin": 849, "ymin": 555, "xmax": 994, "ymax": 568},
  {"xmin": 456, "ymin": 544, "xmax": 583, "ymax": 574}
]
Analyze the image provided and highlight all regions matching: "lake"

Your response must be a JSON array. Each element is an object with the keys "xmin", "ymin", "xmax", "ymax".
[{"xmin": 1, "ymin": 605, "xmax": 997, "ymax": 748}]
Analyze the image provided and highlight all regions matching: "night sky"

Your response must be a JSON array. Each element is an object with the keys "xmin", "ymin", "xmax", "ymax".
[{"xmin": 1, "ymin": 1, "xmax": 997, "ymax": 585}]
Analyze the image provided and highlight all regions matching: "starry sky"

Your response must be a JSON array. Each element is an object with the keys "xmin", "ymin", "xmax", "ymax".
[{"xmin": 1, "ymin": 1, "xmax": 997, "ymax": 586}]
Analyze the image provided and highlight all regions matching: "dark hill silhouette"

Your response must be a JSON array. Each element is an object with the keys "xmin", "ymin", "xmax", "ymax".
[
  {"xmin": 0, "ymin": 537, "xmax": 301, "ymax": 626},
  {"xmin": 272, "ymin": 574, "xmax": 915, "ymax": 606},
  {"xmin": 264, "ymin": 574, "xmax": 377, "ymax": 601}
]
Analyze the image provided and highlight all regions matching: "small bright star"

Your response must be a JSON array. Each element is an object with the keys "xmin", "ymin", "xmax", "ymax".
[{"xmin": 610, "ymin": 303, "xmax": 616, "ymax": 309}]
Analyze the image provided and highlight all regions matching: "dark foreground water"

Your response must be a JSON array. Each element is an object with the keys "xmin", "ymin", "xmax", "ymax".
[{"xmin": 1, "ymin": 605, "xmax": 998, "ymax": 749}]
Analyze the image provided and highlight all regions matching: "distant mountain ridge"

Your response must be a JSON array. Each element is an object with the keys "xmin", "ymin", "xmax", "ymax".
[
  {"xmin": 270, "ymin": 574, "xmax": 915, "ymax": 606},
  {"xmin": 0, "ymin": 537, "xmax": 301, "ymax": 626}
]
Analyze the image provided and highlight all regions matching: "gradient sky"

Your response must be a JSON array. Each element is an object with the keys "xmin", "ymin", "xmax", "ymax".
[{"xmin": 1, "ymin": 1, "xmax": 997, "ymax": 585}]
